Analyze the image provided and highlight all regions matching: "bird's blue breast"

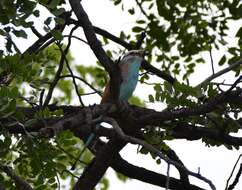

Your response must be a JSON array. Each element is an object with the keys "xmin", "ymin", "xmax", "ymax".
[{"xmin": 119, "ymin": 57, "xmax": 142, "ymax": 101}]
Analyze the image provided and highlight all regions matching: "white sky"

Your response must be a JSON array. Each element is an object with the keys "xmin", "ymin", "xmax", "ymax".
[{"xmin": 0, "ymin": 0, "xmax": 241, "ymax": 189}]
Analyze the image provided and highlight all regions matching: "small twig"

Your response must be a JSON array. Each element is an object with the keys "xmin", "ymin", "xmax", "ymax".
[
  {"xmin": 56, "ymin": 142, "xmax": 88, "ymax": 166},
  {"xmin": 39, "ymin": 89, "xmax": 45, "ymax": 107},
  {"xmin": 37, "ymin": 34, "xmax": 90, "ymax": 53},
  {"xmin": 197, "ymin": 59, "xmax": 242, "ymax": 87},
  {"xmin": 30, "ymin": 26, "xmax": 42, "ymax": 38},
  {"xmin": 62, "ymin": 25, "xmax": 85, "ymax": 106},
  {"xmin": 19, "ymin": 95, "xmax": 38, "ymax": 107},
  {"xmin": 67, "ymin": 18, "xmax": 133, "ymax": 50},
  {"xmin": 43, "ymin": 21, "xmax": 78, "ymax": 107},
  {"xmin": 43, "ymin": 47, "xmax": 66, "ymax": 106},
  {"xmin": 60, "ymin": 75, "xmax": 102, "ymax": 96},
  {"xmin": 135, "ymin": 0, "xmax": 149, "ymax": 18},
  {"xmin": 55, "ymin": 172, "xmax": 61, "ymax": 190},
  {"xmin": 6, "ymin": 35, "xmax": 21, "ymax": 54},
  {"xmin": 141, "ymin": 81, "xmax": 162, "ymax": 85},
  {"xmin": 61, "ymin": 170, "xmax": 79, "ymax": 179},
  {"xmin": 209, "ymin": 47, "xmax": 215, "ymax": 74},
  {"xmin": 228, "ymin": 164, "xmax": 242, "ymax": 190},
  {"xmin": 135, "ymin": 31, "xmax": 146, "ymax": 49},
  {"xmin": 225, "ymin": 154, "xmax": 242, "ymax": 190},
  {"xmin": 211, "ymin": 82, "xmax": 234, "ymax": 87},
  {"xmin": 62, "ymin": 35, "xmax": 89, "ymax": 45},
  {"xmin": 165, "ymin": 163, "xmax": 170, "ymax": 190},
  {"xmin": 226, "ymin": 76, "xmax": 242, "ymax": 93},
  {"xmin": 36, "ymin": 38, "xmax": 56, "ymax": 53}
]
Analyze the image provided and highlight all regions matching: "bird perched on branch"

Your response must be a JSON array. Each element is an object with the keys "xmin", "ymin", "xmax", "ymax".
[
  {"xmin": 101, "ymin": 49, "xmax": 146, "ymax": 103},
  {"xmin": 72, "ymin": 50, "xmax": 145, "ymax": 169}
]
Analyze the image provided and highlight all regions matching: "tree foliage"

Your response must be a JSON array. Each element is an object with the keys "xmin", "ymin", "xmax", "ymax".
[{"xmin": 0, "ymin": 0, "xmax": 241, "ymax": 190}]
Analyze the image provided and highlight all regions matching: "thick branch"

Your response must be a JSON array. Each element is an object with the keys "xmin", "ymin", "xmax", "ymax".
[
  {"xmin": 137, "ymin": 88, "xmax": 242, "ymax": 125},
  {"xmin": 111, "ymin": 154, "xmax": 205, "ymax": 190},
  {"xmin": 168, "ymin": 123, "xmax": 242, "ymax": 146},
  {"xmin": 73, "ymin": 138, "xmax": 126, "ymax": 190}
]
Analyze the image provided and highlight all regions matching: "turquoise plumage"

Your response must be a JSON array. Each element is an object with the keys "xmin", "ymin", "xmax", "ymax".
[
  {"xmin": 101, "ymin": 50, "xmax": 144, "ymax": 103},
  {"xmin": 119, "ymin": 54, "xmax": 143, "ymax": 101}
]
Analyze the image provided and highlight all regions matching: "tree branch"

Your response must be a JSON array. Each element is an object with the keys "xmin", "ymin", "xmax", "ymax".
[
  {"xmin": 111, "ymin": 154, "xmax": 205, "ymax": 190},
  {"xmin": 24, "ymin": 12, "xmax": 70, "ymax": 55},
  {"xmin": 141, "ymin": 60, "xmax": 176, "ymax": 84},
  {"xmin": 69, "ymin": 0, "xmax": 114, "ymax": 73},
  {"xmin": 69, "ymin": 0, "xmax": 121, "ymax": 103},
  {"xmin": 137, "ymin": 88, "xmax": 242, "ymax": 125},
  {"xmin": 60, "ymin": 75, "xmax": 102, "ymax": 96},
  {"xmin": 197, "ymin": 59, "xmax": 242, "ymax": 87},
  {"xmin": 43, "ymin": 45, "xmax": 66, "ymax": 106},
  {"xmin": 135, "ymin": 0, "xmax": 149, "ymax": 18},
  {"xmin": 167, "ymin": 122, "xmax": 242, "ymax": 146},
  {"xmin": 67, "ymin": 18, "xmax": 133, "ymax": 50},
  {"xmin": 228, "ymin": 164, "xmax": 242, "ymax": 190},
  {"xmin": 73, "ymin": 138, "xmax": 126, "ymax": 190},
  {"xmin": 61, "ymin": 25, "xmax": 85, "ymax": 106},
  {"xmin": 225, "ymin": 154, "xmax": 242, "ymax": 190},
  {"xmin": 68, "ymin": 19, "xmax": 175, "ymax": 85},
  {"xmin": 0, "ymin": 164, "xmax": 33, "ymax": 190},
  {"xmin": 107, "ymin": 117, "xmax": 216, "ymax": 190}
]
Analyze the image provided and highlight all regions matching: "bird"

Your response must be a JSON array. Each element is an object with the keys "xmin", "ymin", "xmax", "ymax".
[
  {"xmin": 101, "ymin": 49, "xmax": 145, "ymax": 103},
  {"xmin": 72, "ymin": 50, "xmax": 145, "ymax": 169}
]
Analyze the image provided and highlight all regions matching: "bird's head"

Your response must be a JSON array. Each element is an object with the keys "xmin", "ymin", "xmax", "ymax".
[
  {"xmin": 119, "ymin": 49, "xmax": 146, "ymax": 66},
  {"xmin": 123, "ymin": 49, "xmax": 146, "ymax": 59}
]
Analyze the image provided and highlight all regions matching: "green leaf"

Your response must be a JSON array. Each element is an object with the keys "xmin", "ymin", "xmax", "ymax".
[
  {"xmin": 0, "ymin": 86, "xmax": 9, "ymax": 97},
  {"xmin": 12, "ymin": 29, "xmax": 27, "ymax": 39},
  {"xmin": 114, "ymin": 0, "xmax": 122, "ymax": 5},
  {"xmin": 136, "ymin": 20, "xmax": 146, "ymax": 24},
  {"xmin": 52, "ymin": 8, "xmax": 65, "ymax": 16},
  {"xmin": 33, "ymin": 10, "xmax": 40, "ymax": 17},
  {"xmin": 47, "ymin": 0, "xmax": 61, "ymax": 8},
  {"xmin": 235, "ymin": 26, "xmax": 242, "ymax": 37},
  {"xmin": 44, "ymin": 17, "xmax": 52, "ymax": 26},
  {"xmin": 128, "ymin": 8, "xmax": 135, "ymax": 15},
  {"xmin": 55, "ymin": 17, "xmax": 65, "ymax": 25},
  {"xmin": 132, "ymin": 26, "xmax": 144, "ymax": 33},
  {"xmin": 9, "ymin": 87, "xmax": 18, "ymax": 98},
  {"xmin": 156, "ymin": 159, "xmax": 161, "ymax": 164},
  {"xmin": 148, "ymin": 94, "xmax": 154, "ymax": 102},
  {"xmin": 52, "ymin": 30, "xmax": 63, "ymax": 41},
  {"xmin": 218, "ymin": 55, "xmax": 226, "ymax": 66}
]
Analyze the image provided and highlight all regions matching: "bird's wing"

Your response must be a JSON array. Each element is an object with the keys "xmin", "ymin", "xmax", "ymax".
[
  {"xmin": 100, "ymin": 81, "xmax": 110, "ymax": 104},
  {"xmin": 119, "ymin": 61, "xmax": 129, "ymax": 82}
]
